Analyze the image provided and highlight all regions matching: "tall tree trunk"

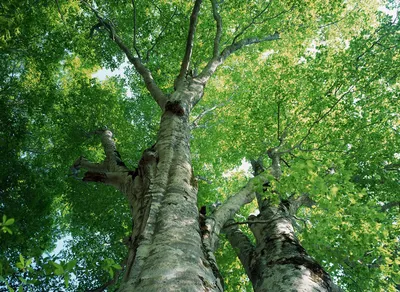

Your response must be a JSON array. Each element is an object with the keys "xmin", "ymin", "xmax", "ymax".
[
  {"xmin": 119, "ymin": 95, "xmax": 222, "ymax": 291},
  {"xmin": 74, "ymin": 87, "xmax": 223, "ymax": 291}
]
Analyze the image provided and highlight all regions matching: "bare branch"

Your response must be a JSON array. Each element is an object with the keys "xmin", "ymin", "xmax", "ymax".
[
  {"xmin": 72, "ymin": 130, "xmax": 134, "ymax": 190},
  {"xmin": 195, "ymin": 175, "xmax": 212, "ymax": 184},
  {"xmin": 286, "ymin": 193, "xmax": 315, "ymax": 215},
  {"xmin": 223, "ymin": 220, "xmax": 270, "ymax": 228},
  {"xmin": 81, "ymin": 1, "xmax": 167, "ymax": 109},
  {"xmin": 175, "ymin": 0, "xmax": 203, "ymax": 88},
  {"xmin": 205, "ymin": 177, "xmax": 262, "ymax": 251},
  {"xmin": 384, "ymin": 163, "xmax": 400, "ymax": 171}
]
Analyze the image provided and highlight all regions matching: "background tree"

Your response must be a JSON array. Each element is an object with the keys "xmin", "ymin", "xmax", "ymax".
[{"xmin": 0, "ymin": 0, "xmax": 399, "ymax": 291}]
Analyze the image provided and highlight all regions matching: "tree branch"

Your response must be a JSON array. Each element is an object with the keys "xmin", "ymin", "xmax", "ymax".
[
  {"xmin": 210, "ymin": 0, "xmax": 222, "ymax": 58},
  {"xmin": 381, "ymin": 201, "xmax": 400, "ymax": 212},
  {"xmin": 72, "ymin": 130, "xmax": 133, "ymax": 190},
  {"xmin": 223, "ymin": 219, "xmax": 255, "ymax": 281},
  {"xmin": 231, "ymin": 1, "xmax": 272, "ymax": 44},
  {"xmin": 384, "ymin": 163, "xmax": 400, "ymax": 171},
  {"xmin": 191, "ymin": 94, "xmax": 234, "ymax": 128},
  {"xmin": 145, "ymin": 7, "xmax": 178, "ymax": 61},
  {"xmin": 82, "ymin": 1, "xmax": 167, "ymax": 109},
  {"xmin": 196, "ymin": 32, "xmax": 280, "ymax": 84},
  {"xmin": 55, "ymin": 0, "xmax": 65, "ymax": 24},
  {"xmin": 131, "ymin": 0, "xmax": 141, "ymax": 58},
  {"xmin": 294, "ymin": 85, "xmax": 354, "ymax": 149},
  {"xmin": 175, "ymin": 0, "xmax": 203, "ymax": 88},
  {"xmin": 286, "ymin": 193, "xmax": 315, "ymax": 216},
  {"xmin": 205, "ymin": 177, "xmax": 262, "ymax": 251},
  {"xmin": 223, "ymin": 220, "xmax": 270, "ymax": 228}
]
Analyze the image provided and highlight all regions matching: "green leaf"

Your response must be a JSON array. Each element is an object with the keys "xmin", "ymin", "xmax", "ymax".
[
  {"xmin": 108, "ymin": 268, "xmax": 114, "ymax": 278},
  {"xmin": 65, "ymin": 259, "xmax": 77, "ymax": 271},
  {"xmin": 3, "ymin": 227, "xmax": 12, "ymax": 234},
  {"xmin": 64, "ymin": 274, "xmax": 70, "ymax": 288},
  {"xmin": 19, "ymin": 254, "xmax": 24, "ymax": 267},
  {"xmin": 4, "ymin": 218, "xmax": 15, "ymax": 226}
]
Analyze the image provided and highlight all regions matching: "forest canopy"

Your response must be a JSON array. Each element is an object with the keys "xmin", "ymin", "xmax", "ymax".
[{"xmin": 0, "ymin": 0, "xmax": 399, "ymax": 291}]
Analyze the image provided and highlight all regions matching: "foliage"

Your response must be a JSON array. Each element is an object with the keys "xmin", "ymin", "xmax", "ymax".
[{"xmin": 1, "ymin": 0, "xmax": 399, "ymax": 291}]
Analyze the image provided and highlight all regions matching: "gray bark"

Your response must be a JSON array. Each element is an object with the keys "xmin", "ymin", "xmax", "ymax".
[
  {"xmin": 74, "ymin": 86, "xmax": 223, "ymax": 292},
  {"xmin": 224, "ymin": 198, "xmax": 340, "ymax": 292},
  {"xmin": 118, "ymin": 90, "xmax": 222, "ymax": 291}
]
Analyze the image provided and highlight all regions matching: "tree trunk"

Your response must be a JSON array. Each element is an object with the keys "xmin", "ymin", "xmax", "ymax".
[
  {"xmin": 73, "ymin": 86, "xmax": 222, "ymax": 291},
  {"xmin": 224, "ymin": 198, "xmax": 340, "ymax": 292},
  {"xmin": 118, "ymin": 95, "xmax": 222, "ymax": 291}
]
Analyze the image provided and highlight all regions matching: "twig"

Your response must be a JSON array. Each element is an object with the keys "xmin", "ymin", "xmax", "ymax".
[
  {"xmin": 55, "ymin": 0, "xmax": 65, "ymax": 23},
  {"xmin": 146, "ymin": 7, "xmax": 178, "ymax": 61},
  {"xmin": 191, "ymin": 94, "xmax": 235, "ymax": 128},
  {"xmin": 131, "ymin": 0, "xmax": 141, "ymax": 58},
  {"xmin": 294, "ymin": 85, "xmax": 354, "ymax": 149},
  {"xmin": 231, "ymin": 1, "xmax": 272, "ymax": 44},
  {"xmin": 277, "ymin": 101, "xmax": 281, "ymax": 142}
]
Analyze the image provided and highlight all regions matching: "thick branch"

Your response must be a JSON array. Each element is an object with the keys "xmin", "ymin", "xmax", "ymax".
[
  {"xmin": 176, "ymin": 0, "xmax": 202, "ymax": 88},
  {"xmin": 223, "ymin": 219, "xmax": 255, "ymax": 281},
  {"xmin": 111, "ymin": 35, "xmax": 167, "ymax": 109},
  {"xmin": 205, "ymin": 177, "xmax": 261, "ymax": 250},
  {"xmin": 72, "ymin": 130, "xmax": 132, "ymax": 190},
  {"xmin": 286, "ymin": 193, "xmax": 315, "ymax": 216}
]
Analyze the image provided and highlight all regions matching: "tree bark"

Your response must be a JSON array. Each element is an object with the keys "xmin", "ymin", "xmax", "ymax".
[
  {"xmin": 119, "ymin": 91, "xmax": 222, "ymax": 291},
  {"xmin": 224, "ymin": 198, "xmax": 340, "ymax": 292},
  {"xmin": 74, "ymin": 85, "xmax": 223, "ymax": 291}
]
